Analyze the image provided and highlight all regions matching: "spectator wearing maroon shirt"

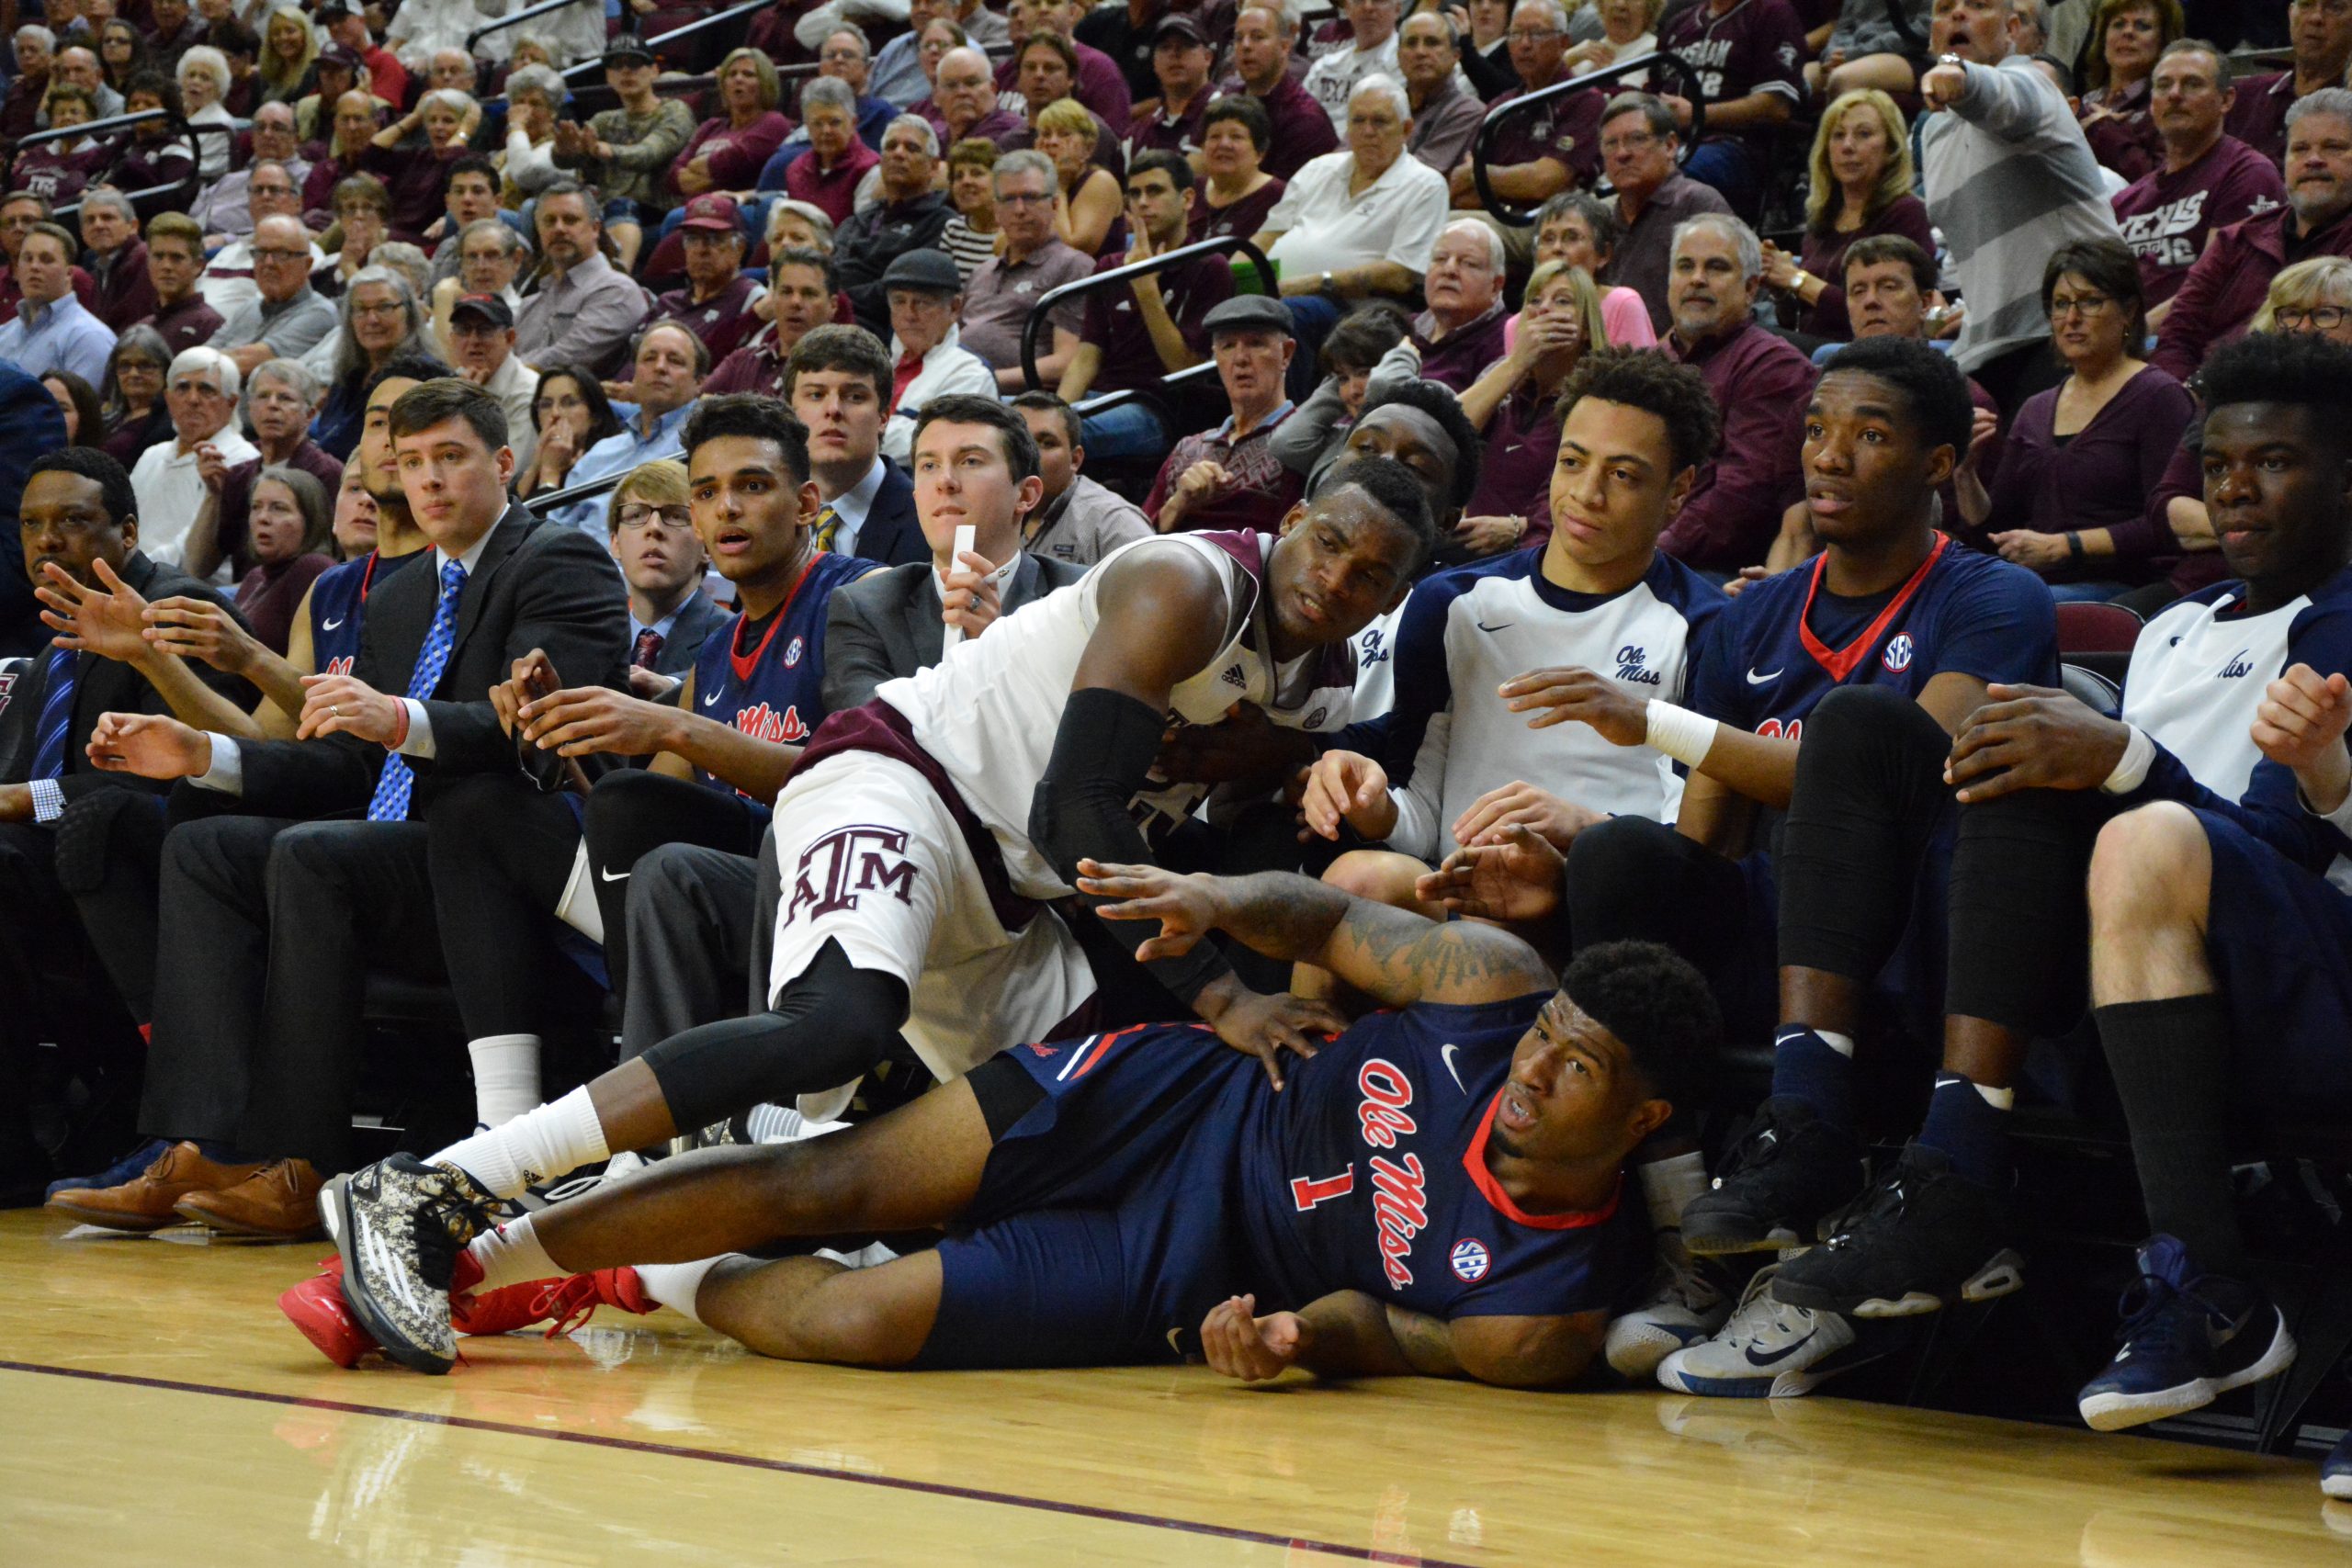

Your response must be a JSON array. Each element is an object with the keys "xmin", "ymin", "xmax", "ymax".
[
  {"xmin": 1655, "ymin": 0, "xmax": 1808, "ymax": 213},
  {"xmin": 2111, "ymin": 40, "xmax": 2287, "ymax": 315},
  {"xmin": 1454, "ymin": 259, "xmax": 1610, "ymax": 553},
  {"xmin": 1398, "ymin": 11, "xmax": 1485, "ymax": 177},
  {"xmin": 4, "ymin": 27, "xmax": 55, "ymax": 141},
  {"xmin": 917, "ymin": 45, "xmax": 1025, "ymax": 150},
  {"xmin": 14, "ymin": 83, "xmax": 111, "ymax": 209},
  {"xmin": 1600, "ymin": 93, "xmax": 1734, "ymax": 333},
  {"xmin": 1658, "ymin": 213, "xmax": 1816, "ymax": 571},
  {"xmin": 1955, "ymin": 238, "xmax": 2192, "ymax": 600},
  {"xmin": 357, "ymin": 88, "xmax": 475, "ymax": 241},
  {"xmin": 1214, "ymin": 2, "xmax": 1340, "ymax": 180},
  {"xmin": 2075, "ymin": 0, "xmax": 2177, "ymax": 183},
  {"xmin": 2224, "ymin": 0, "xmax": 2352, "ymax": 166},
  {"xmin": 703, "ymin": 247, "xmax": 840, "ymax": 400},
  {"xmin": 761, "ymin": 77, "xmax": 880, "ymax": 227},
  {"xmin": 1413, "ymin": 222, "xmax": 1510, "ymax": 393},
  {"xmin": 142, "ymin": 0, "xmax": 205, "ymax": 73},
  {"xmin": 994, "ymin": 0, "xmax": 1134, "ymax": 126},
  {"xmin": 100, "ymin": 74, "xmax": 198, "ymax": 220},
  {"xmin": 670, "ymin": 50, "xmax": 793, "ymax": 203},
  {"xmin": 1449, "ymin": 0, "xmax": 1605, "ymax": 236},
  {"xmin": 137, "ymin": 214, "xmax": 222, "ymax": 355},
  {"xmin": 648, "ymin": 196, "xmax": 764, "ymax": 368},
  {"xmin": 1189, "ymin": 94, "xmax": 1287, "ymax": 243},
  {"xmin": 1059, "ymin": 150, "xmax": 1233, "ymax": 457},
  {"xmin": 1128, "ymin": 14, "xmax": 1216, "ymax": 161},
  {"xmin": 2151, "ymin": 90, "xmax": 2352, "ymax": 381},
  {"xmin": 1759, "ymin": 88, "xmax": 1935, "ymax": 342},
  {"xmin": 79, "ymin": 190, "xmax": 156, "ymax": 334},
  {"xmin": 1146, "ymin": 294, "xmax": 1303, "ymax": 533}
]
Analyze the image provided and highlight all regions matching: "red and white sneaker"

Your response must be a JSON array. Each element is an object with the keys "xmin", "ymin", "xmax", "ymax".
[
  {"xmin": 280, "ymin": 1251, "xmax": 487, "ymax": 1368},
  {"xmin": 280, "ymin": 1257, "xmax": 652, "ymax": 1367}
]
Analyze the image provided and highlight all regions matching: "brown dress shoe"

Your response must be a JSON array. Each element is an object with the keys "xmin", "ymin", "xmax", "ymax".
[
  {"xmin": 46, "ymin": 1141, "xmax": 266, "ymax": 1232},
  {"xmin": 175, "ymin": 1158, "xmax": 327, "ymax": 1239}
]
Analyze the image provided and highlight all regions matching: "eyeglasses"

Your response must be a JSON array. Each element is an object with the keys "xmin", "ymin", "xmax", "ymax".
[
  {"xmin": 2275, "ymin": 306, "xmax": 2349, "ymax": 331},
  {"xmin": 616, "ymin": 504, "xmax": 692, "ymax": 530},
  {"xmin": 352, "ymin": 300, "xmax": 405, "ymax": 318},
  {"xmin": 2048, "ymin": 293, "xmax": 2114, "ymax": 319}
]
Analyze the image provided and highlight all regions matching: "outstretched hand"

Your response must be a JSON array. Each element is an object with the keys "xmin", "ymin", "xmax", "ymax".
[
  {"xmin": 1077, "ymin": 858, "xmax": 1221, "ymax": 961},
  {"xmin": 85, "ymin": 711, "xmax": 211, "ymax": 780},
  {"xmin": 1415, "ymin": 823, "xmax": 1566, "ymax": 923},
  {"xmin": 1200, "ymin": 1293, "xmax": 1310, "ymax": 1382},
  {"xmin": 37, "ymin": 558, "xmax": 151, "ymax": 664}
]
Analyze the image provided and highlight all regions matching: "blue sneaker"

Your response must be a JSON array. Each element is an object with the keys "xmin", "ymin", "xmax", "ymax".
[
  {"xmin": 44, "ymin": 1138, "xmax": 169, "ymax": 1203},
  {"xmin": 2076, "ymin": 1235, "xmax": 2296, "ymax": 1432},
  {"xmin": 2324, "ymin": 1429, "xmax": 2352, "ymax": 1500}
]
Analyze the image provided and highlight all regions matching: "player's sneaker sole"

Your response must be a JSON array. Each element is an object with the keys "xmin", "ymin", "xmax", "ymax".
[
  {"xmin": 1775, "ymin": 1247, "xmax": 2027, "ymax": 1319},
  {"xmin": 2078, "ymin": 1315, "xmax": 2297, "ymax": 1432}
]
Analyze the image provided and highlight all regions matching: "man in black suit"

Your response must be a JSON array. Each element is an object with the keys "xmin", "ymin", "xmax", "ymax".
[
  {"xmin": 48, "ymin": 379, "xmax": 630, "ymax": 1238},
  {"xmin": 606, "ymin": 460, "xmax": 730, "ymax": 699},
  {"xmin": 784, "ymin": 323, "xmax": 927, "ymax": 569},
  {"xmin": 0, "ymin": 448, "xmax": 253, "ymax": 1201}
]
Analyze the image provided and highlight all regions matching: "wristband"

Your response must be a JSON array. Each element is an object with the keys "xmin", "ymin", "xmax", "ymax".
[
  {"xmin": 2099, "ymin": 724, "xmax": 2154, "ymax": 795},
  {"xmin": 2065, "ymin": 531, "xmax": 2085, "ymax": 566},
  {"xmin": 1645, "ymin": 700, "xmax": 1719, "ymax": 768},
  {"xmin": 387, "ymin": 698, "xmax": 411, "ymax": 750}
]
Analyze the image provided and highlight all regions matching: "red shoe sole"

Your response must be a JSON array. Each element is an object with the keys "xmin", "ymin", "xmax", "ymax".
[{"xmin": 279, "ymin": 1277, "xmax": 374, "ymax": 1369}]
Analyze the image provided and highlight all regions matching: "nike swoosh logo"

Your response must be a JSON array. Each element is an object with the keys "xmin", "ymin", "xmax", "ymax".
[
  {"xmin": 1441, "ymin": 1043, "xmax": 1467, "ymax": 1093},
  {"xmin": 598, "ymin": 867, "xmax": 630, "ymax": 883},
  {"xmin": 321, "ymin": 616, "xmax": 345, "ymax": 630},
  {"xmin": 1746, "ymin": 668, "xmax": 1782, "ymax": 684},
  {"xmin": 701, "ymin": 690, "xmax": 723, "ymax": 707},
  {"xmin": 1476, "ymin": 621, "xmax": 1514, "ymax": 634},
  {"xmin": 1744, "ymin": 1327, "xmax": 1819, "ymax": 1367}
]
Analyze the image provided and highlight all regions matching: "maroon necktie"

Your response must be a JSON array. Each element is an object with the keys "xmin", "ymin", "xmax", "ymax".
[{"xmin": 631, "ymin": 628, "xmax": 664, "ymax": 670}]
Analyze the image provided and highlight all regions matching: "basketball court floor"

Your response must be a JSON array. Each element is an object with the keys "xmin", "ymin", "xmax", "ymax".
[{"xmin": 2, "ymin": 1210, "xmax": 2343, "ymax": 1566}]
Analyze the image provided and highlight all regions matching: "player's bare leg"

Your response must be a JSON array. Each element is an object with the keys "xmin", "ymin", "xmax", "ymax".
[{"xmin": 694, "ymin": 1251, "xmax": 947, "ymax": 1365}]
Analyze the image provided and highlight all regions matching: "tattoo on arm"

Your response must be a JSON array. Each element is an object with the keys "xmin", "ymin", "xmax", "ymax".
[{"xmin": 1384, "ymin": 1304, "xmax": 1464, "ymax": 1379}]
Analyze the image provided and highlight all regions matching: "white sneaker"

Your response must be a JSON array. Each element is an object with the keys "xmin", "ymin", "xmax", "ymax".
[
  {"xmin": 1656, "ymin": 1262, "xmax": 1881, "ymax": 1398},
  {"xmin": 1605, "ymin": 1235, "xmax": 1732, "ymax": 1378}
]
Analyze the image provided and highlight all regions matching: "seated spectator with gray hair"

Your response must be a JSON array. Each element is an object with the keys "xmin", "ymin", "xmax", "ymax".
[
  {"xmin": 193, "ymin": 355, "xmax": 344, "ymax": 584},
  {"xmin": 2, "ymin": 27, "xmax": 56, "ymax": 141},
  {"xmin": 76, "ymin": 189, "xmax": 154, "ymax": 334},
  {"xmin": 213, "ymin": 213, "xmax": 339, "ymax": 377},
  {"xmin": 1599, "ymin": 92, "xmax": 1734, "ymax": 333},
  {"xmin": 758, "ymin": 76, "xmax": 879, "ymax": 226},
  {"xmin": 358, "ymin": 85, "xmax": 480, "ymax": 241},
  {"xmin": 1658, "ymin": 213, "xmax": 1818, "ymax": 572},
  {"xmin": 128, "ymin": 346, "xmax": 259, "ymax": 573},
  {"xmin": 309, "ymin": 266, "xmax": 434, "ymax": 460},
  {"xmin": 958, "ymin": 149, "xmax": 1091, "ymax": 392},
  {"xmin": 835, "ymin": 114, "xmax": 956, "ymax": 335}
]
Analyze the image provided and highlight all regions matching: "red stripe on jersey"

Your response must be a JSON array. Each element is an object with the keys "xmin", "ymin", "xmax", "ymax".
[
  {"xmin": 1796, "ymin": 532, "xmax": 1951, "ymax": 682},
  {"xmin": 1462, "ymin": 1091, "xmax": 1623, "ymax": 1230},
  {"xmin": 728, "ymin": 548, "xmax": 826, "ymax": 683}
]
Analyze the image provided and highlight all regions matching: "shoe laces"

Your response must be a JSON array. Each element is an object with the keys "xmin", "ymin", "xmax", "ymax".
[
  {"xmin": 1822, "ymin": 1161, "xmax": 1913, "ymax": 1246},
  {"xmin": 2112, "ymin": 1270, "xmax": 2233, "ymax": 1351},
  {"xmin": 1720, "ymin": 1268, "xmax": 1811, "ymax": 1349},
  {"xmin": 411, "ymin": 1178, "xmax": 491, "ymax": 1293},
  {"xmin": 531, "ymin": 1274, "xmax": 607, "ymax": 1338}
]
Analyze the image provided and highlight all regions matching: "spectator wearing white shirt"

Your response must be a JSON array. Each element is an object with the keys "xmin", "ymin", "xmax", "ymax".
[
  {"xmin": 128, "ymin": 345, "xmax": 259, "ymax": 572},
  {"xmin": 175, "ymin": 45, "xmax": 237, "ymax": 181},
  {"xmin": 198, "ymin": 164, "xmax": 325, "ymax": 318},
  {"xmin": 1303, "ymin": 0, "xmax": 1405, "ymax": 134},
  {"xmin": 876, "ymin": 247, "xmax": 994, "ymax": 462},
  {"xmin": 1258, "ymin": 73, "xmax": 1449, "ymax": 359}
]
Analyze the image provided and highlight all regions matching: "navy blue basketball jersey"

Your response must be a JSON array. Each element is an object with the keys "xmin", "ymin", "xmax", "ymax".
[
  {"xmin": 689, "ymin": 549, "xmax": 877, "ymax": 793},
  {"xmin": 1687, "ymin": 535, "xmax": 2058, "ymax": 739},
  {"xmin": 1238, "ymin": 994, "xmax": 1645, "ymax": 1320},
  {"xmin": 306, "ymin": 548, "xmax": 424, "ymax": 675}
]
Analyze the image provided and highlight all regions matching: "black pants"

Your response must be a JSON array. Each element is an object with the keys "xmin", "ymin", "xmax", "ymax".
[
  {"xmin": 582, "ymin": 767, "xmax": 771, "ymax": 1000},
  {"xmin": 424, "ymin": 773, "xmax": 609, "ymax": 1042},
  {"xmin": 1776, "ymin": 684, "xmax": 2109, "ymax": 1041}
]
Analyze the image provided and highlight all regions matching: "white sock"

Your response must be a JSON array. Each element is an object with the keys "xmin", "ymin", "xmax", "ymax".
[
  {"xmin": 1637, "ymin": 1150, "xmax": 1710, "ymax": 1233},
  {"xmin": 466, "ymin": 1213, "xmax": 562, "ymax": 1293},
  {"xmin": 467, "ymin": 1033, "xmax": 542, "ymax": 1129},
  {"xmin": 434, "ymin": 1086, "xmax": 610, "ymax": 1199},
  {"xmin": 636, "ymin": 1257, "xmax": 736, "ymax": 1325},
  {"xmin": 1973, "ymin": 1080, "xmax": 2016, "ymax": 1111},
  {"xmin": 1817, "ymin": 1029, "xmax": 1857, "ymax": 1058}
]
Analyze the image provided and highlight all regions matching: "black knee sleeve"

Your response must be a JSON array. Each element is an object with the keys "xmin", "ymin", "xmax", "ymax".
[
  {"xmin": 1943, "ymin": 787, "xmax": 2107, "ymax": 1033},
  {"xmin": 640, "ymin": 940, "xmax": 911, "ymax": 1131},
  {"xmin": 1776, "ymin": 685, "xmax": 1954, "ymax": 982}
]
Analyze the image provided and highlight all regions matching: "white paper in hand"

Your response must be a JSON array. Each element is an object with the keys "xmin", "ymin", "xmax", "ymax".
[{"xmin": 943, "ymin": 524, "xmax": 977, "ymax": 650}]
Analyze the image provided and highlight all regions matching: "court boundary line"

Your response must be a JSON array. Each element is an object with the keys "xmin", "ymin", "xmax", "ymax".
[{"xmin": 0, "ymin": 1358, "xmax": 1478, "ymax": 1565}]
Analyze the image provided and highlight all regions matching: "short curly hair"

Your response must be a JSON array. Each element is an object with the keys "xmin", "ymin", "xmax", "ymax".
[
  {"xmin": 1561, "ymin": 941, "xmax": 1720, "ymax": 1112},
  {"xmin": 2199, "ymin": 331, "xmax": 2352, "ymax": 435},
  {"xmin": 1351, "ymin": 377, "xmax": 1484, "ymax": 518},
  {"xmin": 1818, "ymin": 334, "xmax": 1974, "ymax": 457},
  {"xmin": 1555, "ymin": 346, "xmax": 1722, "ymax": 475}
]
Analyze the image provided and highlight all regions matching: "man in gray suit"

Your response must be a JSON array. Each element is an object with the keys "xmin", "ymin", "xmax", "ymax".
[{"xmin": 624, "ymin": 395, "xmax": 1084, "ymax": 1104}]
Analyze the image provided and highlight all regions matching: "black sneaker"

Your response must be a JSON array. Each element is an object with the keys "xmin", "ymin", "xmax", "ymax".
[
  {"xmin": 1681, "ymin": 1097, "xmax": 1865, "ymax": 1256},
  {"xmin": 326, "ymin": 1155, "xmax": 498, "ymax": 1375},
  {"xmin": 1770, "ymin": 1143, "xmax": 2024, "ymax": 1317},
  {"xmin": 2075, "ymin": 1234, "xmax": 2296, "ymax": 1432}
]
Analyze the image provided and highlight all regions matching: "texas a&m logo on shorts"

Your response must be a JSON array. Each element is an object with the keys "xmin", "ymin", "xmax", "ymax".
[{"xmin": 786, "ymin": 824, "xmax": 918, "ymax": 922}]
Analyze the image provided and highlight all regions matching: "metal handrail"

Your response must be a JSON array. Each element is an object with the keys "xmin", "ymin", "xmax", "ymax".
[
  {"xmin": 558, "ymin": 0, "xmax": 771, "ymax": 83},
  {"xmin": 1468, "ymin": 50, "xmax": 1707, "ymax": 225},
  {"xmin": 523, "ymin": 469, "xmax": 626, "ymax": 514},
  {"xmin": 1018, "ymin": 232, "xmax": 1274, "ymax": 395},
  {"xmin": 9, "ymin": 106, "xmax": 219, "ymax": 222},
  {"xmin": 467, "ymin": 0, "xmax": 598, "ymax": 54}
]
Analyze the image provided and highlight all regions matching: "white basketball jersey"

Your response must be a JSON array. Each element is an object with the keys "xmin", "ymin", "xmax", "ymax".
[{"xmin": 876, "ymin": 530, "xmax": 1357, "ymax": 899}]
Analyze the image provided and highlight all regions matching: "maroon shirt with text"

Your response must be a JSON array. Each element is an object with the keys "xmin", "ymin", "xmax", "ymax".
[
  {"xmin": 2110, "ymin": 136, "xmax": 2287, "ymax": 306},
  {"xmin": 1657, "ymin": 0, "xmax": 1807, "ymax": 157}
]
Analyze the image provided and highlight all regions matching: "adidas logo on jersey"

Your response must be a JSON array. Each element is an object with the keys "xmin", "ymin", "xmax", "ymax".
[{"xmin": 1219, "ymin": 663, "xmax": 1247, "ymax": 688}]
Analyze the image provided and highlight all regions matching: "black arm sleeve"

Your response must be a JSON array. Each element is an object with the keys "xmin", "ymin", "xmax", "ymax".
[{"xmin": 1030, "ymin": 685, "xmax": 1234, "ymax": 1004}]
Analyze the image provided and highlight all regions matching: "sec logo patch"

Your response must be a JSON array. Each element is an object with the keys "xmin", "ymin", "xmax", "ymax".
[
  {"xmin": 1451, "ymin": 1238, "xmax": 1491, "ymax": 1282},
  {"xmin": 1881, "ymin": 635, "xmax": 1916, "ymax": 674},
  {"xmin": 784, "ymin": 636, "xmax": 806, "ymax": 668}
]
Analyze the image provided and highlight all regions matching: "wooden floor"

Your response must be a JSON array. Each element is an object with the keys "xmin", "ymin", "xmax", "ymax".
[{"xmin": 2, "ymin": 1211, "xmax": 2345, "ymax": 1567}]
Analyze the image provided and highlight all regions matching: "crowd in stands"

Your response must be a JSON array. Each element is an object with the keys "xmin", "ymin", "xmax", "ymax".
[{"xmin": 2, "ymin": 0, "xmax": 2351, "ymax": 1497}]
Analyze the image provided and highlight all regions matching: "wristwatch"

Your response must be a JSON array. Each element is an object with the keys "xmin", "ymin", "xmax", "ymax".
[{"xmin": 1939, "ymin": 52, "xmax": 1964, "ymax": 69}]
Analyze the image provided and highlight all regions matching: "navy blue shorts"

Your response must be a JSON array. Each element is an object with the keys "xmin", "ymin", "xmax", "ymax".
[
  {"xmin": 2197, "ymin": 809, "xmax": 2352, "ymax": 1109},
  {"xmin": 910, "ymin": 1026, "xmax": 1261, "ymax": 1371}
]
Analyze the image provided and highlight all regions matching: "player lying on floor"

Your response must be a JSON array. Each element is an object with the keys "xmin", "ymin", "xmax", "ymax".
[{"xmin": 286, "ymin": 862, "xmax": 1717, "ymax": 1386}]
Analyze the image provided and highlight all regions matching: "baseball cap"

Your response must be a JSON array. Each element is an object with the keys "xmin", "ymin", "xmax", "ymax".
[
  {"xmin": 605, "ymin": 35, "xmax": 656, "ymax": 67},
  {"xmin": 679, "ymin": 194, "xmax": 741, "ymax": 233},
  {"xmin": 449, "ymin": 292, "xmax": 514, "ymax": 329},
  {"xmin": 317, "ymin": 42, "xmax": 364, "ymax": 71},
  {"xmin": 1152, "ymin": 15, "xmax": 1210, "ymax": 47}
]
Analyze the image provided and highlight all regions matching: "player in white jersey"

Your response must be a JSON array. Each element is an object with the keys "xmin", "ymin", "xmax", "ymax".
[{"xmin": 319, "ymin": 398, "xmax": 1442, "ymax": 1374}]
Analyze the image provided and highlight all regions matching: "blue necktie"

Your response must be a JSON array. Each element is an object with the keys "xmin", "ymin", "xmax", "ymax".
[
  {"xmin": 367, "ymin": 558, "xmax": 467, "ymax": 823},
  {"xmin": 28, "ymin": 646, "xmax": 76, "ymax": 782}
]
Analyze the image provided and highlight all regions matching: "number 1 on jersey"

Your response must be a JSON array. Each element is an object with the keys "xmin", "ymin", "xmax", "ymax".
[{"xmin": 1290, "ymin": 1167, "xmax": 1356, "ymax": 1211}]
